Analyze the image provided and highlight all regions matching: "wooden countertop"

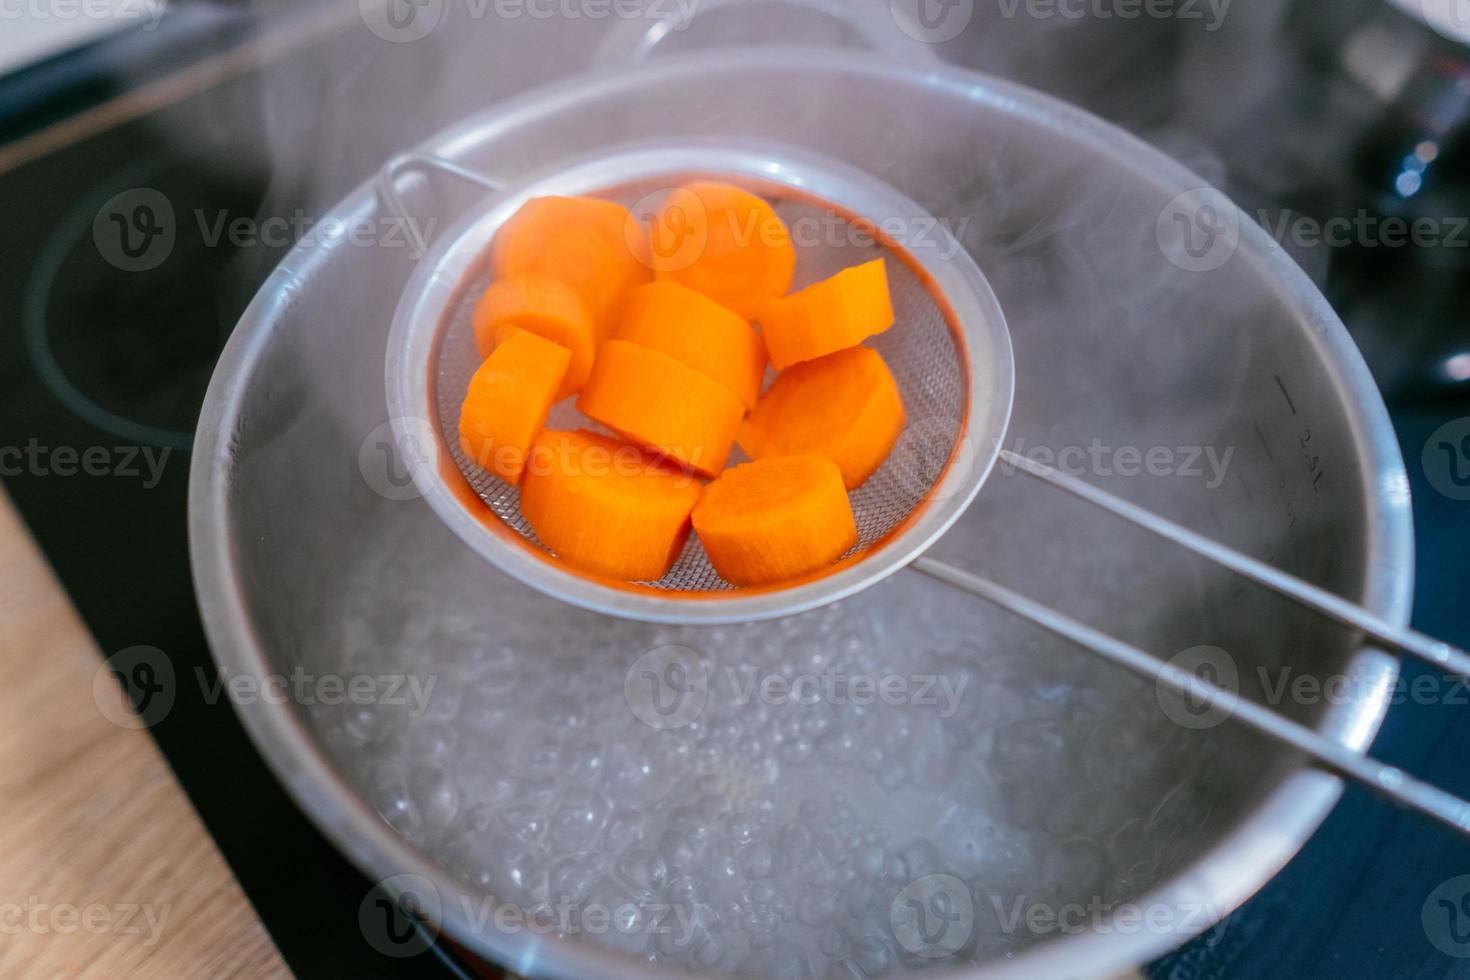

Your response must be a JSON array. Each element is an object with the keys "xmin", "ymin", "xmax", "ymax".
[{"xmin": 0, "ymin": 489, "xmax": 288, "ymax": 978}]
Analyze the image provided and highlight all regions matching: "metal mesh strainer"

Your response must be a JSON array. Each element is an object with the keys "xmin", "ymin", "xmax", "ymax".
[{"xmin": 387, "ymin": 141, "xmax": 1015, "ymax": 623}]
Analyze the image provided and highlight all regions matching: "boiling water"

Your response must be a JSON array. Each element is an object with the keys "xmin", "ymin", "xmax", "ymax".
[{"xmin": 307, "ymin": 516, "xmax": 1223, "ymax": 976}]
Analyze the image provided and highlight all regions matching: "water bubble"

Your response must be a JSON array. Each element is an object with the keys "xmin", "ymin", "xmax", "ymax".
[
  {"xmin": 482, "ymin": 832, "xmax": 546, "ymax": 903},
  {"xmin": 739, "ymin": 943, "xmax": 815, "ymax": 979},
  {"xmin": 369, "ymin": 770, "xmax": 421, "ymax": 839},
  {"xmin": 604, "ymin": 738, "xmax": 679, "ymax": 807},
  {"xmin": 498, "ymin": 802, "xmax": 547, "ymax": 842},
  {"xmin": 780, "ymin": 736, "xmax": 815, "ymax": 764},
  {"xmin": 797, "ymin": 886, "xmax": 842, "ymax": 927},
  {"xmin": 343, "ymin": 703, "xmax": 389, "ymax": 746},
  {"xmin": 614, "ymin": 845, "xmax": 669, "ymax": 897},
  {"xmin": 601, "ymin": 807, "xmax": 648, "ymax": 853},
  {"xmin": 550, "ymin": 855, "xmax": 593, "ymax": 902},
  {"xmin": 727, "ymin": 812, "xmax": 760, "ymax": 846},
  {"xmin": 856, "ymin": 845, "xmax": 888, "ymax": 881},
  {"xmin": 578, "ymin": 876, "xmax": 648, "ymax": 956},
  {"xmin": 405, "ymin": 721, "xmax": 458, "ymax": 761},
  {"xmin": 877, "ymin": 766, "xmax": 910, "ymax": 791},
  {"xmin": 823, "ymin": 958, "xmax": 865, "ymax": 979},
  {"xmin": 666, "ymin": 874, "xmax": 702, "ymax": 909},
  {"xmin": 849, "ymin": 934, "xmax": 893, "ymax": 975},
  {"xmin": 749, "ymin": 880, "xmax": 778, "ymax": 905},
  {"xmin": 550, "ymin": 789, "xmax": 609, "ymax": 852},
  {"xmin": 408, "ymin": 766, "xmax": 460, "ymax": 832},
  {"xmin": 741, "ymin": 841, "xmax": 776, "ymax": 879}
]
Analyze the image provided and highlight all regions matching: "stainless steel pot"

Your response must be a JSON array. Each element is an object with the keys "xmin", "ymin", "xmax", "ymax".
[{"xmin": 189, "ymin": 44, "xmax": 1412, "ymax": 980}]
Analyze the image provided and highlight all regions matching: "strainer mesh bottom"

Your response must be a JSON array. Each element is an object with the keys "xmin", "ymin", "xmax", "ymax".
[{"xmin": 433, "ymin": 192, "xmax": 966, "ymax": 591}]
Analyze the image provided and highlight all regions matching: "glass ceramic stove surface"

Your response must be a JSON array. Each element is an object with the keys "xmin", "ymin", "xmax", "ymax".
[
  {"xmin": 1, "ymin": 12, "xmax": 1467, "ymax": 980},
  {"xmin": 0, "ymin": 13, "xmax": 483, "ymax": 980}
]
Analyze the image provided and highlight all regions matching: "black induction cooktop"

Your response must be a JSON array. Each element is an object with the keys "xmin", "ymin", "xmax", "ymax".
[{"xmin": 2, "ymin": 10, "xmax": 1468, "ymax": 980}]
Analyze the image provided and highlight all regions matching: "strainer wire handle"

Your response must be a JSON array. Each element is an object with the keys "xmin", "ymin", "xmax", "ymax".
[
  {"xmin": 377, "ymin": 153, "xmax": 505, "ymax": 256},
  {"xmin": 910, "ymin": 556, "xmax": 1470, "ymax": 836},
  {"xmin": 996, "ymin": 450, "xmax": 1470, "ymax": 680}
]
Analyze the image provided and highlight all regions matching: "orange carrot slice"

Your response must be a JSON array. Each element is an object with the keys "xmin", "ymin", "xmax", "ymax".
[
  {"xmin": 520, "ymin": 429, "xmax": 701, "ymax": 581},
  {"xmin": 616, "ymin": 281, "xmax": 767, "ymax": 410},
  {"xmin": 576, "ymin": 340, "xmax": 746, "ymax": 477},
  {"xmin": 739, "ymin": 346, "xmax": 905, "ymax": 489},
  {"xmin": 759, "ymin": 258, "xmax": 895, "ymax": 369},
  {"xmin": 647, "ymin": 181, "xmax": 795, "ymax": 320},
  {"xmin": 692, "ymin": 455, "xmax": 858, "ymax": 586},
  {"xmin": 491, "ymin": 195, "xmax": 651, "ymax": 339},
  {"xmin": 458, "ymin": 330, "xmax": 571, "ymax": 485},
  {"xmin": 472, "ymin": 274, "xmax": 595, "ymax": 398}
]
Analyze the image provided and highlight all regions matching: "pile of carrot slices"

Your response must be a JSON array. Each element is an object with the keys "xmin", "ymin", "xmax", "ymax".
[{"xmin": 458, "ymin": 182, "xmax": 907, "ymax": 586}]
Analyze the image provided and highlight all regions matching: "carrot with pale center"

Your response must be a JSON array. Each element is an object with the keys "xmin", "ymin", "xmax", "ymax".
[
  {"xmin": 472, "ymin": 274, "xmax": 596, "ymax": 398},
  {"xmin": 759, "ymin": 257, "xmax": 895, "ymax": 369},
  {"xmin": 739, "ymin": 345, "xmax": 905, "ymax": 489},
  {"xmin": 576, "ymin": 340, "xmax": 746, "ymax": 477},
  {"xmin": 491, "ymin": 195, "xmax": 651, "ymax": 339},
  {"xmin": 616, "ymin": 281, "xmax": 768, "ymax": 410},
  {"xmin": 648, "ymin": 181, "xmax": 795, "ymax": 321},
  {"xmin": 459, "ymin": 330, "xmax": 571, "ymax": 485},
  {"xmin": 520, "ymin": 429, "xmax": 702, "ymax": 581},
  {"xmin": 692, "ymin": 455, "xmax": 858, "ymax": 586}
]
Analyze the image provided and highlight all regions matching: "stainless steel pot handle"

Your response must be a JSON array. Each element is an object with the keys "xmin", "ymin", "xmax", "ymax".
[
  {"xmin": 915, "ymin": 450, "xmax": 1470, "ymax": 836},
  {"xmin": 590, "ymin": 0, "xmax": 941, "ymax": 68}
]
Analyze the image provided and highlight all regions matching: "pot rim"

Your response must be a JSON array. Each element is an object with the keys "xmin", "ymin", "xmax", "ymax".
[{"xmin": 189, "ymin": 47, "xmax": 1414, "ymax": 980}]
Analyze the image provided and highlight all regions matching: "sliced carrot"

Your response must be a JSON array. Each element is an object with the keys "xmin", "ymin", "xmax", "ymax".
[
  {"xmin": 759, "ymin": 258, "xmax": 895, "ymax": 369},
  {"xmin": 458, "ymin": 330, "xmax": 571, "ymax": 485},
  {"xmin": 647, "ymin": 181, "xmax": 795, "ymax": 320},
  {"xmin": 739, "ymin": 346, "xmax": 905, "ymax": 489},
  {"xmin": 576, "ymin": 340, "xmax": 746, "ymax": 477},
  {"xmin": 616, "ymin": 281, "xmax": 767, "ymax": 410},
  {"xmin": 490, "ymin": 195, "xmax": 651, "ymax": 339},
  {"xmin": 520, "ymin": 429, "xmax": 701, "ymax": 581},
  {"xmin": 692, "ymin": 455, "xmax": 858, "ymax": 586},
  {"xmin": 472, "ymin": 274, "xmax": 595, "ymax": 398}
]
